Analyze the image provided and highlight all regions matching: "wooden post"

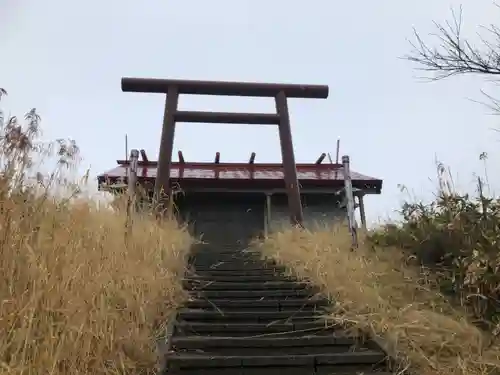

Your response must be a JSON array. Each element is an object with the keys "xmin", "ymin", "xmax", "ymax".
[
  {"xmin": 126, "ymin": 149, "xmax": 139, "ymax": 241},
  {"xmin": 128, "ymin": 149, "xmax": 139, "ymax": 209},
  {"xmin": 358, "ymin": 193, "xmax": 367, "ymax": 230},
  {"xmin": 265, "ymin": 193, "xmax": 272, "ymax": 237},
  {"xmin": 342, "ymin": 155, "xmax": 358, "ymax": 248},
  {"xmin": 154, "ymin": 86, "xmax": 179, "ymax": 213}
]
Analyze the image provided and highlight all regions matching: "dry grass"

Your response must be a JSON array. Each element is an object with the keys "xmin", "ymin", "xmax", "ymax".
[
  {"xmin": 258, "ymin": 226, "xmax": 500, "ymax": 375},
  {"xmin": 0, "ymin": 97, "xmax": 192, "ymax": 374},
  {"xmin": 0, "ymin": 187, "xmax": 192, "ymax": 375}
]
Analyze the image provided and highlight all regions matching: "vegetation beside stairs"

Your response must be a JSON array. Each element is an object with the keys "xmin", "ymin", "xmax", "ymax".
[{"xmin": 259, "ymin": 225, "xmax": 500, "ymax": 375}]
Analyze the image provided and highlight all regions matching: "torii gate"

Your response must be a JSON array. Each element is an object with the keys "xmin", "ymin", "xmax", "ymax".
[{"xmin": 120, "ymin": 77, "xmax": 329, "ymax": 225}]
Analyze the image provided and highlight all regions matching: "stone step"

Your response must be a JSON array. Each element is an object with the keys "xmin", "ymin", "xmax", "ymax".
[
  {"xmin": 189, "ymin": 253, "xmax": 262, "ymax": 260},
  {"xmin": 171, "ymin": 334, "xmax": 360, "ymax": 349},
  {"xmin": 177, "ymin": 309, "xmax": 322, "ymax": 322},
  {"xmin": 183, "ymin": 280, "xmax": 311, "ymax": 291},
  {"xmin": 189, "ymin": 289, "xmax": 316, "ymax": 299},
  {"xmin": 174, "ymin": 321, "xmax": 339, "ymax": 336},
  {"xmin": 189, "ymin": 255, "xmax": 269, "ymax": 262},
  {"xmin": 166, "ymin": 368, "xmax": 391, "ymax": 375},
  {"xmin": 192, "ymin": 264, "xmax": 284, "ymax": 271},
  {"xmin": 190, "ymin": 269, "xmax": 286, "ymax": 276},
  {"xmin": 184, "ymin": 274, "xmax": 297, "ymax": 282},
  {"xmin": 190, "ymin": 251, "xmax": 261, "ymax": 257},
  {"xmin": 173, "ymin": 345, "xmax": 373, "ymax": 356},
  {"xmin": 189, "ymin": 251, "xmax": 262, "ymax": 258},
  {"xmin": 184, "ymin": 298, "xmax": 329, "ymax": 312},
  {"xmin": 166, "ymin": 350, "xmax": 387, "ymax": 368},
  {"xmin": 190, "ymin": 259, "xmax": 265, "ymax": 267}
]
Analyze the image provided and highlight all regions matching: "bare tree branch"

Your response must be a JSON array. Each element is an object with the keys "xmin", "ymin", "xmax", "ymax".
[{"xmin": 405, "ymin": 6, "xmax": 500, "ymax": 80}]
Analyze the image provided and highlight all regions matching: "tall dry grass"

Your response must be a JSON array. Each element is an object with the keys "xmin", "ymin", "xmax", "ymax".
[
  {"xmin": 258, "ymin": 226, "xmax": 500, "ymax": 375},
  {"xmin": 0, "ymin": 91, "xmax": 192, "ymax": 374}
]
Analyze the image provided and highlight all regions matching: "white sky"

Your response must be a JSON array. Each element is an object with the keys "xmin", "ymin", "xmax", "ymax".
[{"xmin": 1, "ymin": 0, "xmax": 499, "ymax": 224}]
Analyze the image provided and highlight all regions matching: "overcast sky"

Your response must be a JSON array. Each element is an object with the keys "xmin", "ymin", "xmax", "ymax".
[{"xmin": 1, "ymin": 0, "xmax": 499, "ymax": 224}]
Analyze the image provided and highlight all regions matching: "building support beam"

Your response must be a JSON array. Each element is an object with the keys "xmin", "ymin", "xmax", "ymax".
[
  {"xmin": 265, "ymin": 193, "xmax": 272, "ymax": 237},
  {"xmin": 358, "ymin": 193, "xmax": 367, "ymax": 230}
]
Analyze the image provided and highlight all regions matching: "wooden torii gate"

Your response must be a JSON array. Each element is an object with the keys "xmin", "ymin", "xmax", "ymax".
[{"xmin": 121, "ymin": 77, "xmax": 329, "ymax": 226}]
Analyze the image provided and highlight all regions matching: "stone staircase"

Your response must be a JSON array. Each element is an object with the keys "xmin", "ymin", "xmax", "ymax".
[{"xmin": 160, "ymin": 243, "xmax": 392, "ymax": 374}]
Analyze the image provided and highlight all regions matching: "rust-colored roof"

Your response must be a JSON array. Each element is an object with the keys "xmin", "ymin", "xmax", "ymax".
[
  {"xmin": 97, "ymin": 151, "xmax": 383, "ymax": 193},
  {"xmin": 99, "ymin": 161, "xmax": 379, "ymax": 182}
]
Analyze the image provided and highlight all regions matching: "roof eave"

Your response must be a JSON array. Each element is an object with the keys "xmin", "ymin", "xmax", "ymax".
[{"xmin": 97, "ymin": 175, "xmax": 383, "ymax": 194}]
